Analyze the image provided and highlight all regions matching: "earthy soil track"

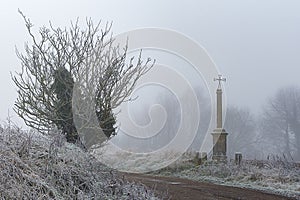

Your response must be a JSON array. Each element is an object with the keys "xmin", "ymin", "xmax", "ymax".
[{"xmin": 124, "ymin": 173, "xmax": 298, "ymax": 200}]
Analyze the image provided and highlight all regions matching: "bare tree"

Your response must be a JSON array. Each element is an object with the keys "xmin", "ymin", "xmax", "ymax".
[
  {"xmin": 12, "ymin": 11, "xmax": 154, "ymax": 144},
  {"xmin": 260, "ymin": 86, "xmax": 300, "ymax": 161},
  {"xmin": 224, "ymin": 106, "xmax": 257, "ymax": 159}
]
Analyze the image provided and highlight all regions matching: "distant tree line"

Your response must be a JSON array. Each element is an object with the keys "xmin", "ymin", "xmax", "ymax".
[{"xmin": 225, "ymin": 86, "xmax": 300, "ymax": 161}]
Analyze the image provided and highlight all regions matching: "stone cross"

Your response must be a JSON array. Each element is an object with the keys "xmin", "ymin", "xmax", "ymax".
[
  {"xmin": 214, "ymin": 74, "xmax": 226, "ymax": 89},
  {"xmin": 211, "ymin": 74, "xmax": 228, "ymax": 161}
]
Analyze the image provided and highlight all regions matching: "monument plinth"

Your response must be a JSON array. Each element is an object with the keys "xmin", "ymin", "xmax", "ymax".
[{"xmin": 212, "ymin": 75, "xmax": 228, "ymax": 161}]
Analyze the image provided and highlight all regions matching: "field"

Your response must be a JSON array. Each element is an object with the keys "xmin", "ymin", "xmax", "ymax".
[{"xmin": 1, "ymin": 122, "xmax": 299, "ymax": 199}]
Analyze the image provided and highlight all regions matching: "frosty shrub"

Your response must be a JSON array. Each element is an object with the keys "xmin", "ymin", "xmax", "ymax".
[
  {"xmin": 0, "ymin": 124, "xmax": 160, "ymax": 199},
  {"xmin": 12, "ymin": 11, "xmax": 154, "ymax": 143}
]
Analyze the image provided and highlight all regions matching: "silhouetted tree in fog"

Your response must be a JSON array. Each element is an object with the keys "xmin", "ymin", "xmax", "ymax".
[
  {"xmin": 224, "ymin": 106, "xmax": 257, "ymax": 159},
  {"xmin": 260, "ymin": 86, "xmax": 300, "ymax": 161}
]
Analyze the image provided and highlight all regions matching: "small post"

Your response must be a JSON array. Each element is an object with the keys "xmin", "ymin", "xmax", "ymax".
[
  {"xmin": 201, "ymin": 152, "xmax": 208, "ymax": 161},
  {"xmin": 194, "ymin": 152, "xmax": 201, "ymax": 165},
  {"xmin": 194, "ymin": 152, "xmax": 208, "ymax": 165},
  {"xmin": 235, "ymin": 152, "xmax": 242, "ymax": 165}
]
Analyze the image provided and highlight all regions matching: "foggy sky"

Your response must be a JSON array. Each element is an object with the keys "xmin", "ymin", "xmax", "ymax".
[{"xmin": 1, "ymin": 0, "xmax": 300, "ymax": 126}]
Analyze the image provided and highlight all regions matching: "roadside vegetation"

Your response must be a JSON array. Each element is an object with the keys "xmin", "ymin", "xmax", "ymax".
[{"xmin": 0, "ymin": 123, "xmax": 160, "ymax": 199}]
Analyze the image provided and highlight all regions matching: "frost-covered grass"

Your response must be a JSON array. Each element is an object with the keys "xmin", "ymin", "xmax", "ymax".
[
  {"xmin": 152, "ymin": 153, "xmax": 300, "ymax": 199},
  {"xmin": 92, "ymin": 142, "xmax": 188, "ymax": 173},
  {"xmin": 0, "ymin": 124, "xmax": 161, "ymax": 200}
]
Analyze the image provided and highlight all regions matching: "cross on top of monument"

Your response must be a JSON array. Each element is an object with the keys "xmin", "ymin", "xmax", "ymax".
[{"xmin": 214, "ymin": 74, "xmax": 226, "ymax": 89}]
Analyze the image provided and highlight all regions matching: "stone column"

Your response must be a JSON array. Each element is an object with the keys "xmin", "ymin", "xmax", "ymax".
[{"xmin": 216, "ymin": 88, "xmax": 222, "ymax": 128}]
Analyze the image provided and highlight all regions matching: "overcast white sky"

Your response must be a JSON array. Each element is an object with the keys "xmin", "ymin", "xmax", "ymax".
[{"xmin": 1, "ymin": 0, "xmax": 300, "ymax": 126}]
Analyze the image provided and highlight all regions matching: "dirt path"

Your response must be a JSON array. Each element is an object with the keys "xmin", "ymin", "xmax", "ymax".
[{"xmin": 123, "ymin": 173, "xmax": 298, "ymax": 200}]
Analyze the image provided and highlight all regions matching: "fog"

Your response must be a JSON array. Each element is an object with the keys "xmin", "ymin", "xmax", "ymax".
[{"xmin": 1, "ymin": 1, "xmax": 300, "ymax": 161}]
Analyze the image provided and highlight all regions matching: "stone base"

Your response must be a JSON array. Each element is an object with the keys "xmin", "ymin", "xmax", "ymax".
[{"xmin": 211, "ymin": 128, "xmax": 228, "ymax": 161}]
